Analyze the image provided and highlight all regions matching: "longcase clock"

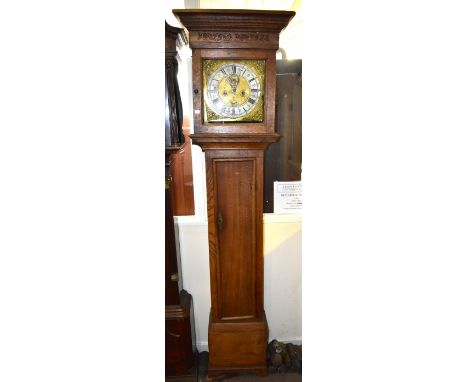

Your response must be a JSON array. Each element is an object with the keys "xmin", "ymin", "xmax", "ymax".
[{"xmin": 173, "ymin": 9, "xmax": 295, "ymax": 378}]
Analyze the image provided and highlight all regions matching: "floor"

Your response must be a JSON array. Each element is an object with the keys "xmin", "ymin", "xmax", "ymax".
[
  {"xmin": 227, "ymin": 373, "xmax": 301, "ymax": 382},
  {"xmin": 166, "ymin": 352, "xmax": 302, "ymax": 382}
]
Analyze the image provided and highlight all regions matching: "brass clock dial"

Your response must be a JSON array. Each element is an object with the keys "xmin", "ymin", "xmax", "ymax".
[{"xmin": 203, "ymin": 59, "xmax": 265, "ymax": 123}]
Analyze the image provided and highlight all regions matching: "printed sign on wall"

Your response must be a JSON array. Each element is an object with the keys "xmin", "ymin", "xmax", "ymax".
[{"xmin": 274, "ymin": 181, "xmax": 302, "ymax": 213}]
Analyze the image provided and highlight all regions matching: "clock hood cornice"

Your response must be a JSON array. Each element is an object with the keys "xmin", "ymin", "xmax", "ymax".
[
  {"xmin": 172, "ymin": 9, "xmax": 295, "ymax": 33},
  {"xmin": 173, "ymin": 9, "xmax": 294, "ymax": 50}
]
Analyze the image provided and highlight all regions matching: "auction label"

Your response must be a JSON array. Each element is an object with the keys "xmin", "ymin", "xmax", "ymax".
[{"xmin": 274, "ymin": 181, "xmax": 302, "ymax": 213}]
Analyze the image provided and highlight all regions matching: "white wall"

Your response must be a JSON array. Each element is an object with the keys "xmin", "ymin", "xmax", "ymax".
[
  {"xmin": 264, "ymin": 214, "xmax": 302, "ymax": 344},
  {"xmin": 174, "ymin": 213, "xmax": 302, "ymax": 351}
]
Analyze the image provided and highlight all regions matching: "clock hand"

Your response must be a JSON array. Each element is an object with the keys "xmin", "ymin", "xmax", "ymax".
[{"xmin": 227, "ymin": 74, "xmax": 239, "ymax": 93}]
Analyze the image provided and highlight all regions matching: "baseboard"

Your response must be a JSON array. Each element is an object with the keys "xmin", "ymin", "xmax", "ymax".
[
  {"xmin": 196, "ymin": 337, "xmax": 302, "ymax": 352},
  {"xmin": 174, "ymin": 213, "xmax": 302, "ymax": 226},
  {"xmin": 196, "ymin": 341, "xmax": 209, "ymax": 352},
  {"xmin": 263, "ymin": 213, "xmax": 302, "ymax": 224},
  {"xmin": 275, "ymin": 337, "xmax": 302, "ymax": 345}
]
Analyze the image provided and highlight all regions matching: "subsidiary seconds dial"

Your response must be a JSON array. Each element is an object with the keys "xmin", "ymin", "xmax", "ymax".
[{"xmin": 205, "ymin": 63, "xmax": 261, "ymax": 119}]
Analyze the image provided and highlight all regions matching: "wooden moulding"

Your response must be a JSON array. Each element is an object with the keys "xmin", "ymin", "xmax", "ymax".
[
  {"xmin": 165, "ymin": 21, "xmax": 188, "ymax": 54},
  {"xmin": 172, "ymin": 9, "xmax": 295, "ymax": 33},
  {"xmin": 190, "ymin": 133, "xmax": 280, "ymax": 151},
  {"xmin": 207, "ymin": 310, "xmax": 269, "ymax": 378}
]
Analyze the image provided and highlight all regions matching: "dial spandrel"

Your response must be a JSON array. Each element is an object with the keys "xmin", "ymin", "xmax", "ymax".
[{"xmin": 203, "ymin": 59, "xmax": 265, "ymax": 123}]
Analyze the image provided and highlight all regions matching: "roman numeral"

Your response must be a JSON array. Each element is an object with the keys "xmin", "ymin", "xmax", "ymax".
[
  {"xmin": 248, "ymin": 98, "xmax": 255, "ymax": 104},
  {"xmin": 249, "ymin": 78, "xmax": 256, "ymax": 83}
]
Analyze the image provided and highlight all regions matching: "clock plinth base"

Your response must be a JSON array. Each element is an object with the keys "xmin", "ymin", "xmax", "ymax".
[{"xmin": 207, "ymin": 311, "xmax": 268, "ymax": 378}]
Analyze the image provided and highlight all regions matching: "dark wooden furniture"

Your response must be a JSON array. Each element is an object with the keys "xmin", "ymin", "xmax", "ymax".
[
  {"xmin": 264, "ymin": 59, "xmax": 302, "ymax": 212},
  {"xmin": 170, "ymin": 119, "xmax": 195, "ymax": 216},
  {"xmin": 172, "ymin": 9, "xmax": 294, "ymax": 378},
  {"xmin": 165, "ymin": 21, "xmax": 197, "ymax": 379}
]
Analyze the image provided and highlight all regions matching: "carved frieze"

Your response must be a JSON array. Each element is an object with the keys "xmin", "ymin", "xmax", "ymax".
[
  {"xmin": 197, "ymin": 32, "xmax": 232, "ymax": 42},
  {"xmin": 196, "ymin": 31, "xmax": 270, "ymax": 42},
  {"xmin": 234, "ymin": 32, "xmax": 270, "ymax": 41},
  {"xmin": 190, "ymin": 30, "xmax": 278, "ymax": 49}
]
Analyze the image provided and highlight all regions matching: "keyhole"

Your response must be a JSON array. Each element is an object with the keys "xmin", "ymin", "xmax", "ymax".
[{"xmin": 217, "ymin": 213, "xmax": 224, "ymax": 230}]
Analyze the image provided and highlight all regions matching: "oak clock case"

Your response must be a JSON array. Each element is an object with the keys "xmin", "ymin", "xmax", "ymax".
[{"xmin": 173, "ymin": 9, "xmax": 295, "ymax": 379}]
